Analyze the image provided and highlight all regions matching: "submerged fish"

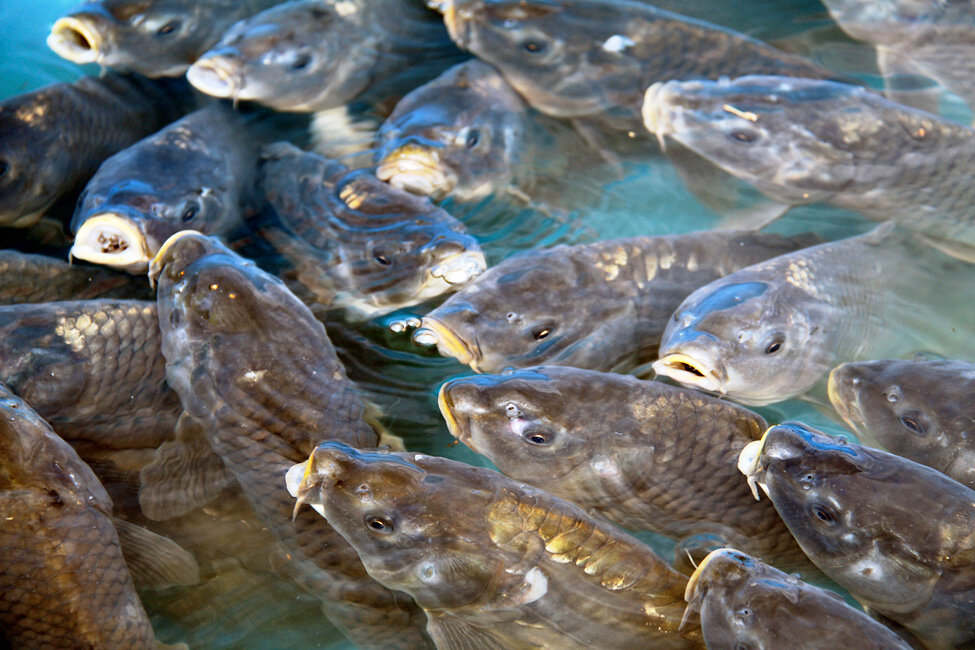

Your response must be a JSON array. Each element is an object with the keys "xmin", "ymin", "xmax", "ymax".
[
  {"xmin": 256, "ymin": 141, "xmax": 486, "ymax": 318},
  {"xmin": 0, "ymin": 250, "xmax": 152, "ymax": 304},
  {"xmin": 291, "ymin": 442, "xmax": 703, "ymax": 649},
  {"xmin": 188, "ymin": 0, "xmax": 462, "ymax": 112},
  {"xmin": 684, "ymin": 548, "xmax": 912, "ymax": 650},
  {"xmin": 653, "ymin": 225, "xmax": 975, "ymax": 406},
  {"xmin": 0, "ymin": 73, "xmax": 191, "ymax": 229},
  {"xmin": 739, "ymin": 422, "xmax": 975, "ymax": 649},
  {"xmin": 0, "ymin": 383, "xmax": 158, "ymax": 648},
  {"xmin": 150, "ymin": 231, "xmax": 432, "ymax": 648},
  {"xmin": 0, "ymin": 299, "xmax": 179, "ymax": 449},
  {"xmin": 71, "ymin": 105, "xmax": 255, "ymax": 273},
  {"xmin": 48, "ymin": 0, "xmax": 282, "ymax": 77},
  {"xmin": 413, "ymin": 230, "xmax": 817, "ymax": 374},
  {"xmin": 438, "ymin": 366, "xmax": 813, "ymax": 572},
  {"xmin": 829, "ymin": 358, "xmax": 975, "ymax": 489},
  {"xmin": 644, "ymin": 75, "xmax": 975, "ymax": 250}
]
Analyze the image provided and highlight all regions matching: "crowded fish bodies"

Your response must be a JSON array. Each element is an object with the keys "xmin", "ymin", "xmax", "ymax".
[{"xmin": 0, "ymin": 0, "xmax": 972, "ymax": 647}]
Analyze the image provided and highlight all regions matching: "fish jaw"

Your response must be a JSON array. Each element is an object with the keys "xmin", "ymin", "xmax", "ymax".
[
  {"xmin": 376, "ymin": 144, "xmax": 453, "ymax": 199},
  {"xmin": 187, "ymin": 54, "xmax": 244, "ymax": 99},
  {"xmin": 47, "ymin": 16, "xmax": 105, "ymax": 65},
  {"xmin": 71, "ymin": 214, "xmax": 153, "ymax": 273},
  {"xmin": 413, "ymin": 316, "xmax": 480, "ymax": 370}
]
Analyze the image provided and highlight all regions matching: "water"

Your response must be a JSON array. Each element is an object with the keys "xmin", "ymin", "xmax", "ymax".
[{"xmin": 1, "ymin": 0, "xmax": 970, "ymax": 647}]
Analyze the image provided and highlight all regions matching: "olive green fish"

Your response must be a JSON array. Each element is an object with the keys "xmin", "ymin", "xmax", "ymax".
[{"xmin": 0, "ymin": 250, "xmax": 152, "ymax": 305}]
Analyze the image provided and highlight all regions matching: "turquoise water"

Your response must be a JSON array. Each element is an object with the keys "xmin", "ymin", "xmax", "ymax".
[{"xmin": 1, "ymin": 1, "xmax": 967, "ymax": 647}]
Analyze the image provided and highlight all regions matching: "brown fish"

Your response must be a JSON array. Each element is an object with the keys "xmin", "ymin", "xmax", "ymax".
[{"xmin": 0, "ymin": 250, "xmax": 153, "ymax": 305}]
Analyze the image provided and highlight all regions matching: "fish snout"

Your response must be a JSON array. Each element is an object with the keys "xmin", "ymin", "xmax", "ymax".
[
  {"xmin": 147, "ymin": 230, "xmax": 208, "ymax": 288},
  {"xmin": 652, "ymin": 348, "xmax": 727, "ymax": 395},
  {"xmin": 71, "ymin": 213, "xmax": 153, "ymax": 273},
  {"xmin": 187, "ymin": 51, "xmax": 245, "ymax": 99},
  {"xmin": 48, "ymin": 13, "xmax": 109, "ymax": 64},
  {"xmin": 437, "ymin": 381, "xmax": 472, "ymax": 444},
  {"xmin": 642, "ymin": 81, "xmax": 685, "ymax": 149},
  {"xmin": 376, "ymin": 144, "xmax": 452, "ymax": 199}
]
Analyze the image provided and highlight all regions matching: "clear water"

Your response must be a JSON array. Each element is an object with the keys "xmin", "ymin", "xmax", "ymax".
[{"xmin": 1, "ymin": 1, "xmax": 969, "ymax": 647}]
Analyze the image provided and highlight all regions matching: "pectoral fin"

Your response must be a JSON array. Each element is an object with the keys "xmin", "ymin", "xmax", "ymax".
[
  {"xmin": 425, "ymin": 611, "xmax": 517, "ymax": 650},
  {"xmin": 112, "ymin": 517, "xmax": 200, "ymax": 590}
]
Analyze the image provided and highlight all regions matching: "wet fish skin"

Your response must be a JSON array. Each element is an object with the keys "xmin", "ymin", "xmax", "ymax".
[
  {"xmin": 257, "ymin": 141, "xmax": 486, "ymax": 319},
  {"xmin": 0, "ymin": 383, "xmax": 157, "ymax": 649},
  {"xmin": 0, "ymin": 299, "xmax": 179, "ymax": 449},
  {"xmin": 0, "ymin": 73, "xmax": 191, "ymax": 229},
  {"xmin": 151, "ymin": 231, "xmax": 433, "ymax": 649},
  {"xmin": 48, "ymin": 0, "xmax": 282, "ymax": 77},
  {"xmin": 829, "ymin": 358, "xmax": 975, "ymax": 489},
  {"xmin": 684, "ymin": 548, "xmax": 912, "ymax": 650},
  {"xmin": 653, "ymin": 225, "xmax": 975, "ymax": 406},
  {"xmin": 643, "ymin": 75, "xmax": 975, "ymax": 245},
  {"xmin": 292, "ymin": 442, "xmax": 703, "ymax": 649},
  {"xmin": 188, "ymin": 0, "xmax": 461, "ymax": 112},
  {"xmin": 414, "ymin": 230, "xmax": 818, "ymax": 374},
  {"xmin": 0, "ymin": 250, "xmax": 153, "ymax": 305},
  {"xmin": 740, "ymin": 422, "xmax": 975, "ymax": 649},
  {"xmin": 438, "ymin": 366, "xmax": 813, "ymax": 571},
  {"xmin": 71, "ymin": 104, "xmax": 255, "ymax": 273},
  {"xmin": 435, "ymin": 0, "xmax": 831, "ymax": 132}
]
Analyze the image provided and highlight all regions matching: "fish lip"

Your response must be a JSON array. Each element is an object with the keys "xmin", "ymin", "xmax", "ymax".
[
  {"xmin": 47, "ymin": 16, "xmax": 104, "ymax": 64},
  {"xmin": 827, "ymin": 365, "xmax": 865, "ymax": 435},
  {"xmin": 70, "ymin": 214, "xmax": 152, "ymax": 273},
  {"xmin": 683, "ymin": 547, "xmax": 736, "ymax": 603},
  {"xmin": 652, "ymin": 352, "xmax": 726, "ymax": 394},
  {"xmin": 427, "ymin": 250, "xmax": 487, "ymax": 287},
  {"xmin": 147, "ymin": 229, "xmax": 205, "ymax": 288},
  {"xmin": 641, "ymin": 81, "xmax": 676, "ymax": 150},
  {"xmin": 437, "ymin": 382, "xmax": 472, "ymax": 444},
  {"xmin": 186, "ymin": 56, "xmax": 243, "ymax": 99},
  {"xmin": 413, "ymin": 316, "xmax": 481, "ymax": 371},
  {"xmin": 376, "ymin": 145, "xmax": 453, "ymax": 199}
]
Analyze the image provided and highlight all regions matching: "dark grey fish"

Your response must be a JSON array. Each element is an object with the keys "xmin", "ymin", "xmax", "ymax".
[
  {"xmin": 0, "ymin": 250, "xmax": 152, "ymax": 304},
  {"xmin": 0, "ymin": 300, "xmax": 179, "ymax": 449},
  {"xmin": 413, "ymin": 230, "xmax": 817, "ymax": 374},
  {"xmin": 291, "ymin": 442, "xmax": 703, "ymax": 649},
  {"xmin": 70, "ymin": 104, "xmax": 256, "ymax": 273},
  {"xmin": 739, "ymin": 422, "xmax": 975, "ymax": 649},
  {"xmin": 256, "ymin": 141, "xmax": 486, "ymax": 318},
  {"xmin": 48, "ymin": 0, "xmax": 282, "ymax": 77},
  {"xmin": 0, "ymin": 73, "xmax": 191, "ymax": 229},
  {"xmin": 149, "ymin": 231, "xmax": 432, "ymax": 648},
  {"xmin": 187, "ymin": 0, "xmax": 463, "ymax": 112},
  {"xmin": 0, "ymin": 383, "xmax": 158, "ymax": 649},
  {"xmin": 684, "ymin": 548, "xmax": 912, "ymax": 650},
  {"xmin": 829, "ymin": 358, "xmax": 975, "ymax": 489}
]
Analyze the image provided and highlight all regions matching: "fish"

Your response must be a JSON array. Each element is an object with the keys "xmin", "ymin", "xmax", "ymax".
[
  {"xmin": 0, "ymin": 299, "xmax": 180, "ymax": 449},
  {"xmin": 187, "ymin": 0, "xmax": 463, "ymax": 112},
  {"xmin": 413, "ymin": 230, "xmax": 818, "ymax": 374},
  {"xmin": 0, "ymin": 250, "xmax": 153, "ymax": 304},
  {"xmin": 150, "ymin": 230, "xmax": 433, "ymax": 648},
  {"xmin": 0, "ymin": 73, "xmax": 191, "ymax": 229},
  {"xmin": 652, "ymin": 225, "xmax": 975, "ymax": 406},
  {"xmin": 70, "ymin": 104, "xmax": 255, "ymax": 273},
  {"xmin": 290, "ymin": 441, "xmax": 704, "ymax": 649},
  {"xmin": 643, "ymin": 75, "xmax": 975, "ymax": 251},
  {"xmin": 256, "ymin": 141, "xmax": 486, "ymax": 318},
  {"xmin": 683, "ymin": 548, "xmax": 913, "ymax": 649},
  {"xmin": 437, "ymin": 366, "xmax": 813, "ymax": 573},
  {"xmin": 0, "ymin": 382, "xmax": 159, "ymax": 648},
  {"xmin": 828, "ymin": 358, "xmax": 975, "ymax": 489},
  {"xmin": 48, "ymin": 0, "xmax": 283, "ymax": 77},
  {"xmin": 738, "ymin": 421, "xmax": 975, "ymax": 649},
  {"xmin": 432, "ymin": 0, "xmax": 832, "ymax": 134}
]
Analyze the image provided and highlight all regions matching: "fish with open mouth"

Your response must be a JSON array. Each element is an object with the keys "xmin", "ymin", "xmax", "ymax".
[
  {"xmin": 652, "ymin": 224, "xmax": 975, "ymax": 406},
  {"xmin": 0, "ymin": 73, "xmax": 191, "ymax": 229},
  {"xmin": 290, "ymin": 441, "xmax": 704, "ymax": 649},
  {"xmin": 738, "ymin": 421, "xmax": 975, "ymax": 649},
  {"xmin": 0, "ymin": 250, "xmax": 153, "ymax": 304},
  {"xmin": 70, "ymin": 104, "xmax": 255, "ymax": 273},
  {"xmin": 683, "ymin": 548, "xmax": 912, "ymax": 649},
  {"xmin": 829, "ymin": 358, "xmax": 975, "ymax": 489},
  {"xmin": 256, "ymin": 141, "xmax": 486, "ymax": 319},
  {"xmin": 48, "ymin": 0, "xmax": 282, "ymax": 77},
  {"xmin": 412, "ymin": 230, "xmax": 817, "ymax": 374}
]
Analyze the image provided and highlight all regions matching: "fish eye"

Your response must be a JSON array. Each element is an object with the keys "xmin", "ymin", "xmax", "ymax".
[
  {"xmin": 899, "ymin": 411, "xmax": 926, "ymax": 435},
  {"xmin": 181, "ymin": 204, "xmax": 198, "ymax": 222},
  {"xmin": 522, "ymin": 425, "xmax": 554, "ymax": 446},
  {"xmin": 465, "ymin": 129, "xmax": 481, "ymax": 149},
  {"xmin": 156, "ymin": 20, "xmax": 181, "ymax": 36},
  {"xmin": 810, "ymin": 504, "xmax": 837, "ymax": 526},
  {"xmin": 521, "ymin": 39, "xmax": 547, "ymax": 53},
  {"xmin": 373, "ymin": 253, "xmax": 392, "ymax": 266},
  {"xmin": 730, "ymin": 129, "xmax": 758, "ymax": 144},
  {"xmin": 764, "ymin": 337, "xmax": 784, "ymax": 355},
  {"xmin": 291, "ymin": 53, "xmax": 312, "ymax": 70},
  {"xmin": 364, "ymin": 514, "xmax": 394, "ymax": 534},
  {"xmin": 531, "ymin": 323, "xmax": 555, "ymax": 341}
]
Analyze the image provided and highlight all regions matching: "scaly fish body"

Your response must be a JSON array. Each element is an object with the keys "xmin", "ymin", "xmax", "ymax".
[
  {"xmin": 413, "ymin": 230, "xmax": 817, "ymax": 373},
  {"xmin": 71, "ymin": 105, "xmax": 255, "ymax": 273},
  {"xmin": 0, "ymin": 383, "xmax": 157, "ymax": 648},
  {"xmin": 0, "ymin": 250, "xmax": 152, "ymax": 304},
  {"xmin": 292, "ymin": 442, "xmax": 703, "ymax": 649},
  {"xmin": 829, "ymin": 358, "xmax": 975, "ymax": 489},
  {"xmin": 0, "ymin": 74, "xmax": 191, "ymax": 228}
]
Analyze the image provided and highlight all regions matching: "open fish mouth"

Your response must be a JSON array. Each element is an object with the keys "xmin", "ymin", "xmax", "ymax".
[
  {"xmin": 375, "ymin": 145, "xmax": 452, "ymax": 199},
  {"xmin": 47, "ymin": 16, "xmax": 104, "ymax": 64},
  {"xmin": 437, "ymin": 383, "xmax": 471, "ymax": 443},
  {"xmin": 147, "ymin": 229, "xmax": 204, "ymax": 288},
  {"xmin": 428, "ymin": 250, "xmax": 486, "ymax": 287},
  {"xmin": 642, "ymin": 81, "xmax": 679, "ymax": 149},
  {"xmin": 187, "ymin": 56, "xmax": 244, "ymax": 99},
  {"xmin": 737, "ymin": 431, "xmax": 771, "ymax": 501},
  {"xmin": 70, "ymin": 214, "xmax": 152, "ymax": 273},
  {"xmin": 413, "ymin": 317, "xmax": 481, "ymax": 370},
  {"xmin": 652, "ymin": 353, "xmax": 725, "ymax": 393},
  {"xmin": 826, "ymin": 365, "xmax": 866, "ymax": 435}
]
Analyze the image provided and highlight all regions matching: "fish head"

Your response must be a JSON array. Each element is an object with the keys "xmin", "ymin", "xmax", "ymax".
[
  {"xmin": 188, "ymin": 2, "xmax": 370, "ymax": 111},
  {"xmin": 653, "ymin": 278, "xmax": 833, "ymax": 405},
  {"xmin": 376, "ymin": 59, "xmax": 528, "ymax": 201},
  {"xmin": 49, "ymin": 0, "xmax": 224, "ymax": 76},
  {"xmin": 644, "ymin": 76, "xmax": 866, "ymax": 205},
  {"xmin": 290, "ymin": 442, "xmax": 501, "ymax": 608}
]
